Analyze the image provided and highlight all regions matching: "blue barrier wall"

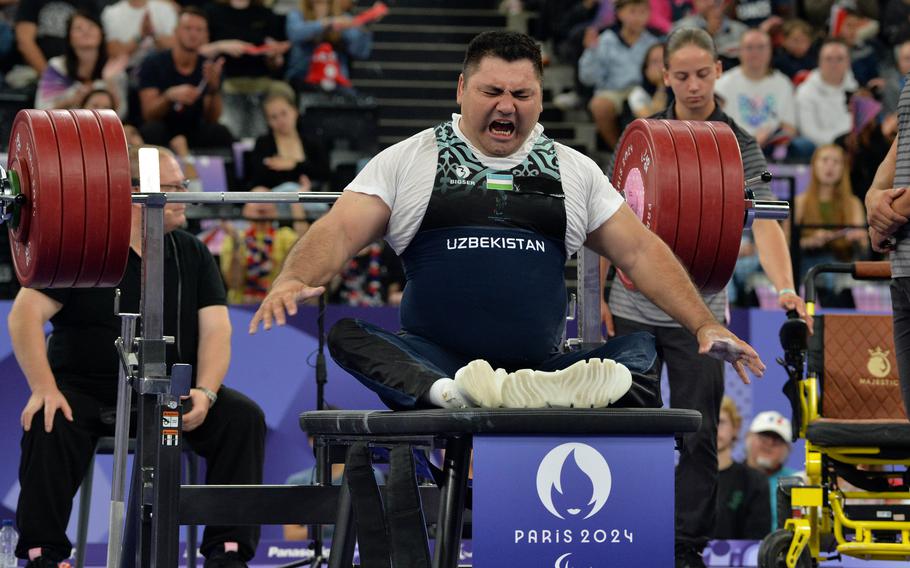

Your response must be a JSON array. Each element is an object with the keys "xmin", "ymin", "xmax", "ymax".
[{"xmin": 0, "ymin": 303, "xmax": 804, "ymax": 543}]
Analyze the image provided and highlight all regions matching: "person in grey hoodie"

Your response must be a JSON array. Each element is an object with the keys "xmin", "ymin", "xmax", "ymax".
[{"xmin": 795, "ymin": 38, "xmax": 858, "ymax": 147}]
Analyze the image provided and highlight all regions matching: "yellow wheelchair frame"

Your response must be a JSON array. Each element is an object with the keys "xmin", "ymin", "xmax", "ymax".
[{"xmin": 758, "ymin": 261, "xmax": 910, "ymax": 568}]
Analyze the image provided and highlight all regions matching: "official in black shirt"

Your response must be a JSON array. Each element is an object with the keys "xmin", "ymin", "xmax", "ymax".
[{"xmin": 9, "ymin": 145, "xmax": 264, "ymax": 568}]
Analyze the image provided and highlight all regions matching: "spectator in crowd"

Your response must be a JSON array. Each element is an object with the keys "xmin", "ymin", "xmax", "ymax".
[
  {"xmin": 795, "ymin": 39, "xmax": 857, "ymax": 147},
  {"xmin": 831, "ymin": 5, "xmax": 883, "ymax": 89},
  {"xmin": 34, "ymin": 11, "xmax": 129, "ymax": 118},
  {"xmin": 672, "ymin": 0, "xmax": 748, "ymax": 68},
  {"xmin": 221, "ymin": 187, "xmax": 300, "ymax": 305},
  {"xmin": 746, "ymin": 410, "xmax": 799, "ymax": 530},
  {"xmin": 772, "ymin": 19, "xmax": 817, "ymax": 82},
  {"xmin": 624, "ymin": 42, "xmax": 668, "ymax": 125},
  {"xmin": 727, "ymin": 0, "xmax": 792, "ymax": 30},
  {"xmin": 206, "ymin": 0, "xmax": 289, "ymax": 139},
  {"xmin": 138, "ymin": 6, "xmax": 235, "ymax": 150},
  {"xmin": 550, "ymin": 0, "xmax": 602, "ymax": 111},
  {"xmin": 579, "ymin": 0, "xmax": 660, "ymax": 149},
  {"xmin": 81, "ymin": 87, "xmax": 117, "ymax": 110},
  {"xmin": 793, "ymin": 144, "xmax": 868, "ymax": 290},
  {"xmin": 882, "ymin": 41, "xmax": 910, "ymax": 116},
  {"xmin": 101, "ymin": 0, "xmax": 177, "ymax": 68},
  {"xmin": 15, "ymin": 0, "xmax": 97, "ymax": 78},
  {"xmin": 804, "ymin": 0, "xmax": 877, "ymax": 34},
  {"xmin": 882, "ymin": 0, "xmax": 910, "ymax": 47},
  {"xmin": 715, "ymin": 28, "xmax": 808, "ymax": 159},
  {"xmin": 328, "ymin": 241, "xmax": 405, "ymax": 306},
  {"xmin": 285, "ymin": 0, "xmax": 372, "ymax": 93},
  {"xmin": 713, "ymin": 396, "xmax": 771, "ymax": 540},
  {"xmin": 246, "ymin": 84, "xmax": 331, "ymax": 230}
]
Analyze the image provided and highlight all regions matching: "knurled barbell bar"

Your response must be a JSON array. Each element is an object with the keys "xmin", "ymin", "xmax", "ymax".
[{"xmin": 1, "ymin": 110, "xmax": 787, "ymax": 291}]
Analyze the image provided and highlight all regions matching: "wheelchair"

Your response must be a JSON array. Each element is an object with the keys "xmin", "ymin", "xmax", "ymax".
[{"xmin": 758, "ymin": 261, "xmax": 910, "ymax": 568}]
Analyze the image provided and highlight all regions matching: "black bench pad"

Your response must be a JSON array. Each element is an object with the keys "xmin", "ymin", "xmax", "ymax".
[{"xmin": 300, "ymin": 408, "xmax": 701, "ymax": 437}]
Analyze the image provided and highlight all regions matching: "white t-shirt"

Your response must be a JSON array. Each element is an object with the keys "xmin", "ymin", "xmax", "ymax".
[
  {"xmin": 346, "ymin": 114, "xmax": 625, "ymax": 256},
  {"xmin": 715, "ymin": 66, "xmax": 796, "ymax": 136},
  {"xmin": 102, "ymin": 0, "xmax": 177, "ymax": 64}
]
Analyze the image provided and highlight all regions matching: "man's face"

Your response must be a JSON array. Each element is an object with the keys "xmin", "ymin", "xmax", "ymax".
[
  {"xmin": 739, "ymin": 31, "xmax": 772, "ymax": 74},
  {"xmin": 746, "ymin": 431, "xmax": 790, "ymax": 473},
  {"xmin": 819, "ymin": 43, "xmax": 849, "ymax": 86},
  {"xmin": 898, "ymin": 42, "xmax": 910, "ymax": 75},
  {"xmin": 663, "ymin": 44, "xmax": 722, "ymax": 117},
  {"xmin": 616, "ymin": 3, "xmax": 650, "ymax": 34},
  {"xmin": 456, "ymin": 56, "xmax": 543, "ymax": 157},
  {"xmin": 159, "ymin": 154, "xmax": 188, "ymax": 233},
  {"xmin": 176, "ymin": 13, "xmax": 208, "ymax": 52}
]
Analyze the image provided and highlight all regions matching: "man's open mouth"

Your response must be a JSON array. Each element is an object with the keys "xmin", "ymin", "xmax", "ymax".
[{"xmin": 489, "ymin": 120, "xmax": 515, "ymax": 138}]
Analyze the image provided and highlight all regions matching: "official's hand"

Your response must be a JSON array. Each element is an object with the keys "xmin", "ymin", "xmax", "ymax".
[
  {"xmin": 777, "ymin": 290, "xmax": 812, "ymax": 332},
  {"xmin": 250, "ymin": 278, "xmax": 326, "ymax": 333},
  {"xmin": 21, "ymin": 386, "xmax": 73, "ymax": 433},
  {"xmin": 181, "ymin": 388, "xmax": 210, "ymax": 432},
  {"xmin": 867, "ymin": 187, "xmax": 908, "ymax": 235},
  {"xmin": 600, "ymin": 299, "xmax": 615, "ymax": 337},
  {"xmin": 696, "ymin": 323, "xmax": 766, "ymax": 384},
  {"xmin": 870, "ymin": 226, "xmax": 897, "ymax": 253}
]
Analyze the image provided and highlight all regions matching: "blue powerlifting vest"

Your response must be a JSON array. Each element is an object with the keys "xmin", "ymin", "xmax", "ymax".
[{"xmin": 398, "ymin": 121, "xmax": 568, "ymax": 368}]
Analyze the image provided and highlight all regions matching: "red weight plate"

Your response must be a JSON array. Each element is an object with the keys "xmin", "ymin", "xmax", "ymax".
[
  {"xmin": 46, "ymin": 110, "xmax": 87, "ymax": 287},
  {"xmin": 684, "ymin": 122, "xmax": 724, "ymax": 289},
  {"xmin": 611, "ymin": 119, "xmax": 681, "ymax": 289},
  {"xmin": 7, "ymin": 110, "xmax": 63, "ymax": 288},
  {"xmin": 704, "ymin": 121, "xmax": 745, "ymax": 293},
  {"xmin": 664, "ymin": 121, "xmax": 701, "ymax": 274},
  {"xmin": 95, "ymin": 110, "xmax": 131, "ymax": 287},
  {"xmin": 70, "ymin": 110, "xmax": 111, "ymax": 287}
]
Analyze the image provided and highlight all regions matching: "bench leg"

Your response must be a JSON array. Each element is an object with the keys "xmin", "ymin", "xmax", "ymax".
[{"xmin": 433, "ymin": 436, "xmax": 471, "ymax": 568}]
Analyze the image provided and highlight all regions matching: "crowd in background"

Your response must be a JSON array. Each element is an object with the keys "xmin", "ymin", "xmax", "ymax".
[{"xmin": 0, "ymin": 0, "xmax": 901, "ymax": 307}]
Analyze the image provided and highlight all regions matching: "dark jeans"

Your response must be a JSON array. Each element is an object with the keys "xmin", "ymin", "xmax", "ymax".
[
  {"xmin": 16, "ymin": 384, "xmax": 266, "ymax": 561},
  {"xmin": 140, "ymin": 120, "xmax": 235, "ymax": 151},
  {"xmin": 327, "ymin": 318, "xmax": 662, "ymax": 410},
  {"xmin": 890, "ymin": 278, "xmax": 910, "ymax": 413},
  {"xmin": 612, "ymin": 316, "xmax": 725, "ymax": 549}
]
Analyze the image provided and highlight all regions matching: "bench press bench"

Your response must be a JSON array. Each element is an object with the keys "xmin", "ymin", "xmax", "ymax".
[{"xmin": 300, "ymin": 407, "xmax": 700, "ymax": 568}]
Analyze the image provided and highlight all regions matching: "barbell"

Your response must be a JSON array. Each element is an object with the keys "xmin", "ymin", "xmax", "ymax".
[
  {"xmin": 613, "ymin": 119, "xmax": 787, "ymax": 293},
  {"xmin": 0, "ymin": 110, "xmax": 787, "ymax": 291}
]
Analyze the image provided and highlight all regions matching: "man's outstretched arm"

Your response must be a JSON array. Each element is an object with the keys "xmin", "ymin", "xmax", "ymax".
[{"xmin": 249, "ymin": 191, "xmax": 391, "ymax": 332}]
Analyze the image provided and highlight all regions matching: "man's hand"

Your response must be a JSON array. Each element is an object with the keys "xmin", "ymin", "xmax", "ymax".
[
  {"xmin": 778, "ymin": 290, "xmax": 812, "ymax": 331},
  {"xmin": 182, "ymin": 388, "xmax": 211, "ymax": 431},
  {"xmin": 21, "ymin": 386, "xmax": 73, "ymax": 433},
  {"xmin": 870, "ymin": 226, "xmax": 897, "ymax": 253},
  {"xmin": 202, "ymin": 57, "xmax": 225, "ymax": 90},
  {"xmin": 166, "ymin": 84, "xmax": 201, "ymax": 106},
  {"xmin": 250, "ymin": 278, "xmax": 326, "ymax": 333},
  {"xmin": 600, "ymin": 299, "xmax": 615, "ymax": 337},
  {"xmin": 867, "ymin": 187, "xmax": 908, "ymax": 235},
  {"xmin": 696, "ymin": 323, "xmax": 766, "ymax": 384}
]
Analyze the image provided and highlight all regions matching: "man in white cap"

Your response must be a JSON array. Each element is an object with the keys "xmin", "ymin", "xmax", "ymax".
[{"xmin": 746, "ymin": 410, "xmax": 799, "ymax": 530}]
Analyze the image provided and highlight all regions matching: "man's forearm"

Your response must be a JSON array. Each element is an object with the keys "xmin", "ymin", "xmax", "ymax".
[
  {"xmin": 203, "ymin": 93, "xmax": 222, "ymax": 123},
  {"xmin": 752, "ymin": 220, "xmax": 796, "ymax": 291},
  {"xmin": 623, "ymin": 235, "xmax": 718, "ymax": 334},
  {"xmin": 275, "ymin": 219, "xmax": 360, "ymax": 288},
  {"xmin": 142, "ymin": 92, "xmax": 172, "ymax": 122},
  {"xmin": 9, "ymin": 319, "xmax": 57, "ymax": 393},
  {"xmin": 195, "ymin": 326, "xmax": 231, "ymax": 393}
]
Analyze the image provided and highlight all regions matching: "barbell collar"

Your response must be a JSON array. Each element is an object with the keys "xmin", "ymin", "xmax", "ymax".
[
  {"xmin": 744, "ymin": 199, "xmax": 790, "ymax": 228},
  {"xmin": 130, "ymin": 191, "xmax": 343, "ymax": 205}
]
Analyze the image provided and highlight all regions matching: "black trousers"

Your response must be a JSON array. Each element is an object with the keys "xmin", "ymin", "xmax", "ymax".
[
  {"xmin": 15, "ymin": 383, "xmax": 266, "ymax": 561},
  {"xmin": 890, "ymin": 278, "xmax": 910, "ymax": 414},
  {"xmin": 612, "ymin": 316, "xmax": 724, "ymax": 549}
]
